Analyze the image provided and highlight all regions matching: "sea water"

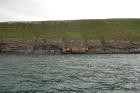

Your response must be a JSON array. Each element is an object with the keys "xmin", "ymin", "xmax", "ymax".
[{"xmin": 0, "ymin": 54, "xmax": 140, "ymax": 93}]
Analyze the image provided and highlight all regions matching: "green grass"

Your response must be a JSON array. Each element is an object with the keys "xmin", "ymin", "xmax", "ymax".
[{"xmin": 0, "ymin": 19, "xmax": 140, "ymax": 40}]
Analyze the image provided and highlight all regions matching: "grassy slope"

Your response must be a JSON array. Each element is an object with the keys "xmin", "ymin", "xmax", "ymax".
[{"xmin": 0, "ymin": 19, "xmax": 140, "ymax": 40}]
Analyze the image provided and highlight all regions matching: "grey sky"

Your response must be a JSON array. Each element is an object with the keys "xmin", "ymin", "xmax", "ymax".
[
  {"xmin": 0, "ymin": 0, "xmax": 140, "ymax": 22},
  {"xmin": 0, "ymin": 0, "xmax": 47, "ymax": 21}
]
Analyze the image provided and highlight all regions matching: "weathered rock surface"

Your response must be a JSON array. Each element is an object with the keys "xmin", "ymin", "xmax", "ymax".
[{"xmin": 0, "ymin": 38, "xmax": 140, "ymax": 54}]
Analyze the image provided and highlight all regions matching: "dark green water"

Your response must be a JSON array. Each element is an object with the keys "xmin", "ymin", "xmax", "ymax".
[{"xmin": 0, "ymin": 54, "xmax": 140, "ymax": 93}]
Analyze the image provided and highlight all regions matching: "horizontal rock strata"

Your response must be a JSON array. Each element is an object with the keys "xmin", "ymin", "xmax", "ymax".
[{"xmin": 0, "ymin": 38, "xmax": 140, "ymax": 54}]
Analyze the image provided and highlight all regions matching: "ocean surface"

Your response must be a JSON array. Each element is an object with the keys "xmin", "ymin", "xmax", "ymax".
[{"xmin": 0, "ymin": 54, "xmax": 140, "ymax": 93}]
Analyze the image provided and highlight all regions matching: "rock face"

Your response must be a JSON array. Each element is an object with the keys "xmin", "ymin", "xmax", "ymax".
[{"xmin": 0, "ymin": 38, "xmax": 140, "ymax": 54}]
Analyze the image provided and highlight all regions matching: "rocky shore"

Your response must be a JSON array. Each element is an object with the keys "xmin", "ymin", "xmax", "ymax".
[{"xmin": 0, "ymin": 38, "xmax": 140, "ymax": 54}]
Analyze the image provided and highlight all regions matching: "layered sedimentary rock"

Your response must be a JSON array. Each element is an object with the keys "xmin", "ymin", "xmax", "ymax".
[
  {"xmin": 0, "ymin": 19, "xmax": 140, "ymax": 54},
  {"xmin": 0, "ymin": 38, "xmax": 140, "ymax": 54}
]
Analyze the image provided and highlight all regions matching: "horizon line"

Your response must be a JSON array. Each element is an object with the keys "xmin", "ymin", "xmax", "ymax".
[{"xmin": 0, "ymin": 18, "xmax": 140, "ymax": 23}]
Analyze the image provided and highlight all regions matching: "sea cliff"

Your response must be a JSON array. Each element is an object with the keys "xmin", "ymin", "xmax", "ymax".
[{"xmin": 0, "ymin": 19, "xmax": 140, "ymax": 54}]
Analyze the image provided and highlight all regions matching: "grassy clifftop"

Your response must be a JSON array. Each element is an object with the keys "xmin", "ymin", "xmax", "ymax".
[{"xmin": 0, "ymin": 19, "xmax": 140, "ymax": 40}]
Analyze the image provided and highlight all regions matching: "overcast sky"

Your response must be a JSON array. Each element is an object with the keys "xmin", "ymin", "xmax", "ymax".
[{"xmin": 0, "ymin": 0, "xmax": 140, "ymax": 22}]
